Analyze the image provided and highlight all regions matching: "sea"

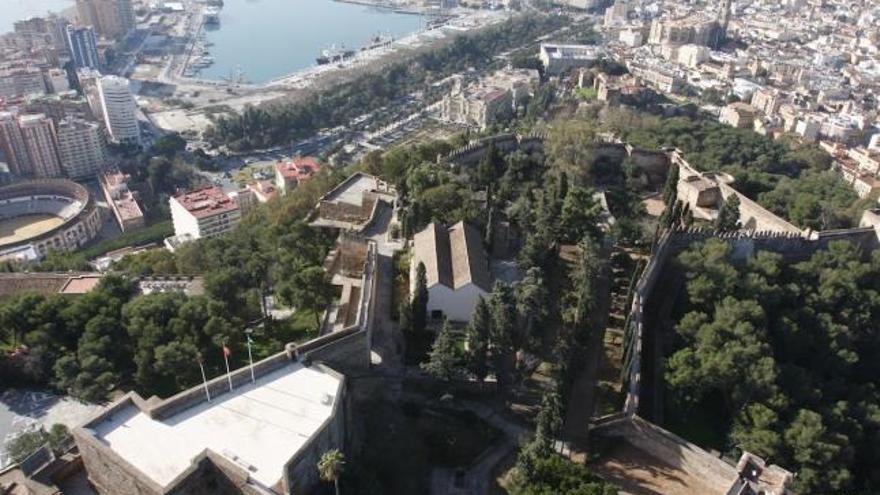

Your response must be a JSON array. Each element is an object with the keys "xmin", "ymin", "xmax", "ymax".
[
  {"xmin": 0, "ymin": 0, "xmax": 74, "ymax": 33},
  {"xmin": 198, "ymin": 0, "xmax": 425, "ymax": 83}
]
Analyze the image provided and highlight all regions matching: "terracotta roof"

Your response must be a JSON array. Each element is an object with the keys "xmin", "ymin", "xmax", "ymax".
[
  {"xmin": 413, "ymin": 221, "xmax": 491, "ymax": 292},
  {"xmin": 172, "ymin": 186, "xmax": 238, "ymax": 219},
  {"xmin": 275, "ymin": 157, "xmax": 321, "ymax": 181}
]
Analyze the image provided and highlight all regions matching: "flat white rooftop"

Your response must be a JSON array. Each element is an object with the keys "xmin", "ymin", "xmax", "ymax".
[{"xmin": 90, "ymin": 363, "xmax": 340, "ymax": 489}]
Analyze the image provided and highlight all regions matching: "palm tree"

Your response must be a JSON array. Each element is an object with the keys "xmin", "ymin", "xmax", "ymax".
[{"xmin": 317, "ymin": 449, "xmax": 345, "ymax": 495}]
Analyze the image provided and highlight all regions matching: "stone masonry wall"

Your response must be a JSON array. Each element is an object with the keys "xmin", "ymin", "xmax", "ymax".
[{"xmin": 591, "ymin": 415, "xmax": 737, "ymax": 491}]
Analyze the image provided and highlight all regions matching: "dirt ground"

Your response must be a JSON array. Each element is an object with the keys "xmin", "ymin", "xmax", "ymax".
[{"xmin": 589, "ymin": 439, "xmax": 725, "ymax": 495}]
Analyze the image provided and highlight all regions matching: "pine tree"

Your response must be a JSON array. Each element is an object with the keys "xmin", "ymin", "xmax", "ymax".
[{"xmin": 422, "ymin": 319, "xmax": 460, "ymax": 382}]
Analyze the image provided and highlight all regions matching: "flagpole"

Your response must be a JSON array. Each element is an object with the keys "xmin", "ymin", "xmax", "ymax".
[
  {"xmin": 198, "ymin": 353, "xmax": 211, "ymax": 402},
  {"xmin": 223, "ymin": 343, "xmax": 233, "ymax": 392},
  {"xmin": 246, "ymin": 332, "xmax": 256, "ymax": 384}
]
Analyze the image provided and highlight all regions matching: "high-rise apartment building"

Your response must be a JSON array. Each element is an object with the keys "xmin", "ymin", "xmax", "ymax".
[
  {"xmin": 66, "ymin": 25, "xmax": 100, "ymax": 69},
  {"xmin": 0, "ymin": 66, "xmax": 47, "ymax": 100},
  {"xmin": 57, "ymin": 117, "xmax": 107, "ymax": 179},
  {"xmin": 0, "ymin": 112, "xmax": 33, "ymax": 176},
  {"xmin": 18, "ymin": 114, "xmax": 63, "ymax": 178},
  {"xmin": 97, "ymin": 75, "xmax": 140, "ymax": 145},
  {"xmin": 76, "ymin": 0, "xmax": 135, "ymax": 40}
]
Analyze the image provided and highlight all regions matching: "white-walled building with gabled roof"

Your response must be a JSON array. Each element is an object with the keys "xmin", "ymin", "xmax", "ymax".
[{"xmin": 410, "ymin": 221, "xmax": 492, "ymax": 322}]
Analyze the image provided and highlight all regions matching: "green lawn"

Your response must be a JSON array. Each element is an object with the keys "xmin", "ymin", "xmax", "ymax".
[{"xmin": 81, "ymin": 220, "xmax": 174, "ymax": 259}]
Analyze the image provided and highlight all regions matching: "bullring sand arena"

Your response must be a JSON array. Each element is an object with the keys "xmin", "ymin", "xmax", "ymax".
[
  {"xmin": 0, "ymin": 214, "xmax": 65, "ymax": 247},
  {"xmin": 0, "ymin": 179, "xmax": 103, "ymax": 257}
]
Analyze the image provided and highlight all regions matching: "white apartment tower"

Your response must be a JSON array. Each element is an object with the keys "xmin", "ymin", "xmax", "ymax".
[
  {"xmin": 18, "ymin": 114, "xmax": 63, "ymax": 178},
  {"xmin": 98, "ymin": 75, "xmax": 140, "ymax": 145},
  {"xmin": 169, "ymin": 186, "xmax": 241, "ymax": 242},
  {"xmin": 57, "ymin": 117, "xmax": 108, "ymax": 179}
]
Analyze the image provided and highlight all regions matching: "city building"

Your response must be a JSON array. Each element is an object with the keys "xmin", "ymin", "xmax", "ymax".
[
  {"xmin": 97, "ymin": 75, "xmax": 140, "ymax": 145},
  {"xmin": 169, "ymin": 186, "xmax": 241, "ymax": 244},
  {"xmin": 0, "ymin": 66, "xmax": 47, "ymax": 100},
  {"xmin": 440, "ymin": 69, "xmax": 538, "ymax": 130},
  {"xmin": 65, "ymin": 25, "xmax": 100, "ymax": 69},
  {"xmin": 441, "ymin": 84, "xmax": 512, "ymax": 130},
  {"xmin": 604, "ymin": 0, "xmax": 629, "ymax": 27},
  {"xmin": 56, "ymin": 116, "xmax": 107, "ymax": 179},
  {"xmin": 751, "ymin": 88, "xmax": 785, "ymax": 115},
  {"xmin": 795, "ymin": 118, "xmax": 821, "ymax": 142},
  {"xmin": 0, "ymin": 111, "xmax": 32, "ymax": 176},
  {"xmin": 76, "ymin": 67, "xmax": 106, "ymax": 122},
  {"xmin": 410, "ymin": 221, "xmax": 492, "ymax": 322},
  {"xmin": 539, "ymin": 43, "xmax": 603, "ymax": 76},
  {"xmin": 246, "ymin": 180, "xmax": 278, "ymax": 203},
  {"xmin": 677, "ymin": 44, "xmax": 710, "ymax": 68},
  {"xmin": 74, "ymin": 353, "xmax": 346, "ymax": 495},
  {"xmin": 17, "ymin": 114, "xmax": 62, "ymax": 178},
  {"xmin": 274, "ymin": 156, "xmax": 321, "ymax": 195},
  {"xmin": 76, "ymin": 0, "xmax": 135, "ymax": 40},
  {"xmin": 555, "ymin": 0, "xmax": 601, "ymax": 10},
  {"xmin": 628, "ymin": 63, "xmax": 686, "ymax": 94},
  {"xmin": 648, "ymin": 16, "xmax": 718, "ymax": 47},
  {"xmin": 619, "ymin": 28, "xmax": 644, "ymax": 47},
  {"xmin": 719, "ymin": 102, "xmax": 759, "ymax": 129},
  {"xmin": 99, "ymin": 170, "xmax": 144, "ymax": 232},
  {"xmin": 45, "ymin": 68, "xmax": 70, "ymax": 93},
  {"xmin": 847, "ymin": 147, "xmax": 880, "ymax": 176}
]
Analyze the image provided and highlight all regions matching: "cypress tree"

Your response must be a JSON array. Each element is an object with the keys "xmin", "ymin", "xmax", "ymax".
[
  {"xmin": 412, "ymin": 262, "xmax": 429, "ymax": 332},
  {"xmin": 466, "ymin": 298, "xmax": 491, "ymax": 381}
]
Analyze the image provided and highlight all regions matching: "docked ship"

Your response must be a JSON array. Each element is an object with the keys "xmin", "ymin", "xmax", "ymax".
[
  {"xmin": 316, "ymin": 45, "xmax": 356, "ymax": 65},
  {"xmin": 204, "ymin": 7, "xmax": 221, "ymax": 24}
]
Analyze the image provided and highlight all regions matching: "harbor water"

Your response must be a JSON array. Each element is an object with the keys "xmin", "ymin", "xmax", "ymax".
[{"xmin": 198, "ymin": 0, "xmax": 424, "ymax": 83}]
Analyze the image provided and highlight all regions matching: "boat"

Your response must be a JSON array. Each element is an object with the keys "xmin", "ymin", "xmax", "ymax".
[
  {"xmin": 316, "ymin": 45, "xmax": 356, "ymax": 65},
  {"xmin": 204, "ymin": 7, "xmax": 221, "ymax": 24}
]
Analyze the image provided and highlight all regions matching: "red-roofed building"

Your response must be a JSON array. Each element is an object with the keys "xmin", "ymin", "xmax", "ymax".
[
  {"xmin": 169, "ymin": 186, "xmax": 241, "ymax": 242},
  {"xmin": 274, "ymin": 156, "xmax": 321, "ymax": 194}
]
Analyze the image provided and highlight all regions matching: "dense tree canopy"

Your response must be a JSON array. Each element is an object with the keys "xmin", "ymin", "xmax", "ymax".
[
  {"xmin": 602, "ymin": 109, "xmax": 863, "ymax": 229},
  {"xmin": 666, "ymin": 239, "xmax": 880, "ymax": 493}
]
